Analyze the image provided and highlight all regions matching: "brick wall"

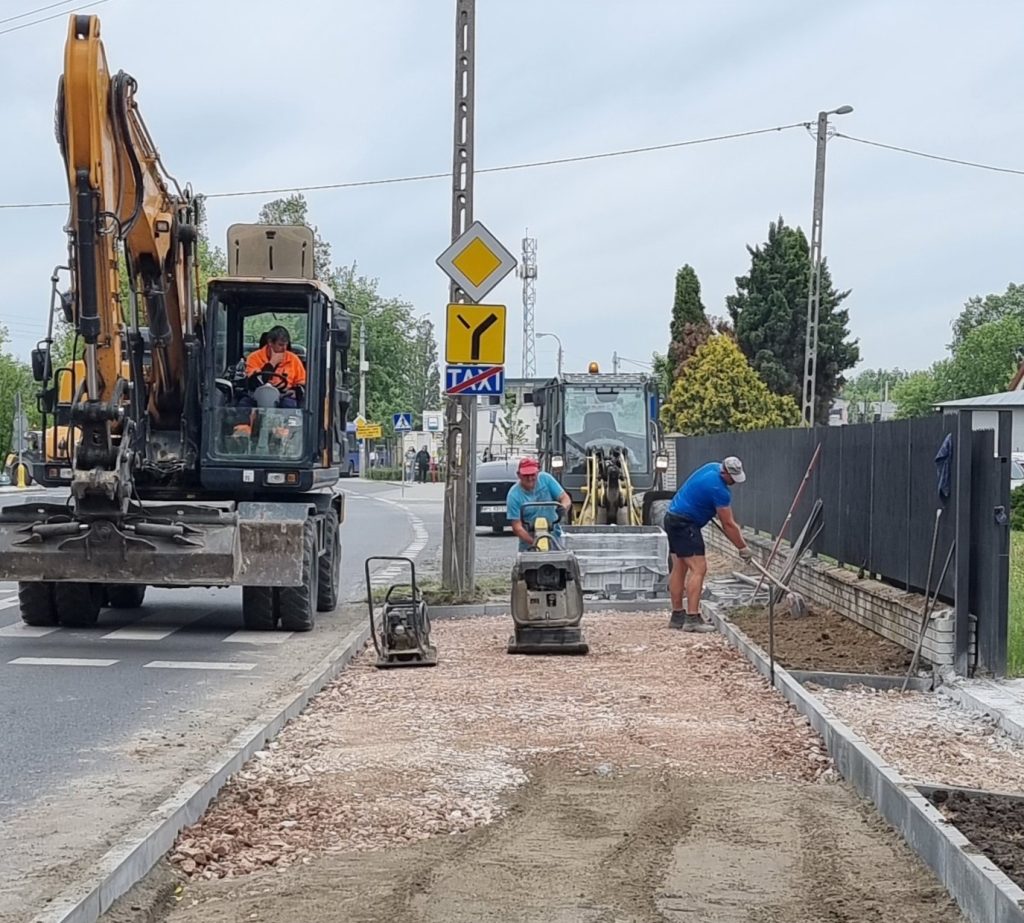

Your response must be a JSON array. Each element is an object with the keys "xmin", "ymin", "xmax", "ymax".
[
  {"xmin": 705, "ymin": 526, "xmax": 973, "ymax": 670},
  {"xmin": 663, "ymin": 434, "xmax": 681, "ymax": 492}
]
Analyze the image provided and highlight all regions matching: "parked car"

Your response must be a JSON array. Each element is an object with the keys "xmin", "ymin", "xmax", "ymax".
[
  {"xmin": 1011, "ymin": 459, "xmax": 1024, "ymax": 494},
  {"xmin": 475, "ymin": 458, "xmax": 518, "ymax": 533}
]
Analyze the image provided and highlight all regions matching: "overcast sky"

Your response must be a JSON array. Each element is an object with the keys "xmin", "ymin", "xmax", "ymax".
[{"xmin": 1, "ymin": 0, "xmax": 1021, "ymax": 381}]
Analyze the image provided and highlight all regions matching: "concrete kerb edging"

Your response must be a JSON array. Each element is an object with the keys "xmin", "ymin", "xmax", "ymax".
[
  {"xmin": 702, "ymin": 599, "xmax": 1024, "ymax": 923},
  {"xmin": 427, "ymin": 598, "xmax": 670, "ymax": 619},
  {"xmin": 939, "ymin": 682, "xmax": 1024, "ymax": 746},
  {"xmin": 38, "ymin": 620, "xmax": 373, "ymax": 923}
]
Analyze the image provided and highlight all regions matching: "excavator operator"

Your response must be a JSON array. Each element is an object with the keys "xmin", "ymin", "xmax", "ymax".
[{"xmin": 243, "ymin": 326, "xmax": 306, "ymax": 408}]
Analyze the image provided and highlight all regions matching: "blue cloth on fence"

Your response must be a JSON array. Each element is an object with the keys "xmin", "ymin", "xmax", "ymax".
[{"xmin": 934, "ymin": 433, "xmax": 953, "ymax": 499}]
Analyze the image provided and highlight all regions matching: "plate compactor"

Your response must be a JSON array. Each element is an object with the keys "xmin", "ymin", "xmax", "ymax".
[
  {"xmin": 365, "ymin": 557, "xmax": 438, "ymax": 669},
  {"xmin": 508, "ymin": 503, "xmax": 588, "ymax": 655}
]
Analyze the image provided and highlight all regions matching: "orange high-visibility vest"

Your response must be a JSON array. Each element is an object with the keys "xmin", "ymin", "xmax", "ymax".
[{"xmin": 245, "ymin": 345, "xmax": 307, "ymax": 390}]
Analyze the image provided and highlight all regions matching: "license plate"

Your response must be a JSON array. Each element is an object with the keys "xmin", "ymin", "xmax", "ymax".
[{"xmin": 481, "ymin": 505, "xmax": 505, "ymax": 514}]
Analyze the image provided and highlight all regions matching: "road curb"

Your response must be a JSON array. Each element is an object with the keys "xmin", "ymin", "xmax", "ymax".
[
  {"xmin": 939, "ymin": 681, "xmax": 1024, "ymax": 746},
  {"xmin": 37, "ymin": 620, "xmax": 372, "ymax": 923},
  {"xmin": 702, "ymin": 598, "xmax": 1024, "ymax": 923},
  {"xmin": 428, "ymin": 598, "xmax": 669, "ymax": 619}
]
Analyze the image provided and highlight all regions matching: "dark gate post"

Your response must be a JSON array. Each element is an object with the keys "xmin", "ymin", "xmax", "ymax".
[{"xmin": 954, "ymin": 410, "xmax": 973, "ymax": 676}]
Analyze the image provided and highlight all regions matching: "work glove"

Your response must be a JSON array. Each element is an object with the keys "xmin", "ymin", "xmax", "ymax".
[{"xmin": 738, "ymin": 546, "xmax": 754, "ymax": 562}]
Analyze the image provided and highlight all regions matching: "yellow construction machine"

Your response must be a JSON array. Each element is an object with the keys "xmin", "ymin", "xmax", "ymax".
[{"xmin": 0, "ymin": 15, "xmax": 352, "ymax": 631}]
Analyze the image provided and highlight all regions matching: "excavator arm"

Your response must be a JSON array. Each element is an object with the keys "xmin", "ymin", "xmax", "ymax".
[{"xmin": 57, "ymin": 14, "xmax": 198, "ymax": 514}]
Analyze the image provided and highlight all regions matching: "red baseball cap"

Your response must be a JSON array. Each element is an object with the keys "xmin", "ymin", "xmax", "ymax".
[{"xmin": 517, "ymin": 457, "xmax": 540, "ymax": 476}]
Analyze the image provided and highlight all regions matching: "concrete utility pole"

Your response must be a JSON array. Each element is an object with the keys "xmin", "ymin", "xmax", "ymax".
[
  {"xmin": 520, "ymin": 233, "xmax": 537, "ymax": 378},
  {"xmin": 801, "ymin": 104, "xmax": 853, "ymax": 427},
  {"xmin": 441, "ymin": 0, "xmax": 477, "ymax": 593},
  {"xmin": 358, "ymin": 320, "xmax": 368, "ymax": 476}
]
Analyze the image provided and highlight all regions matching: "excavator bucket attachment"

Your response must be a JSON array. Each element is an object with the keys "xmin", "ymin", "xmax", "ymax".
[{"xmin": 0, "ymin": 500, "xmax": 310, "ymax": 587}]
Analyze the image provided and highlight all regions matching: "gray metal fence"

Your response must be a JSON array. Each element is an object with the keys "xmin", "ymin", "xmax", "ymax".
[{"xmin": 671, "ymin": 410, "xmax": 1011, "ymax": 676}]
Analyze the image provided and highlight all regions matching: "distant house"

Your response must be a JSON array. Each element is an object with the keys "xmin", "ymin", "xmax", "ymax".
[
  {"xmin": 828, "ymin": 398, "xmax": 898, "ymax": 426},
  {"xmin": 936, "ymin": 391, "xmax": 1024, "ymax": 454}
]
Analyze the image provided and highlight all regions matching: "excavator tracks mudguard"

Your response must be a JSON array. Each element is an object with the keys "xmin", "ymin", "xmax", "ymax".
[{"xmin": 0, "ymin": 499, "xmax": 313, "ymax": 586}]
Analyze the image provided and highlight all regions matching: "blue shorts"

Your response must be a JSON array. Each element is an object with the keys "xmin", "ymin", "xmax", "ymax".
[{"xmin": 664, "ymin": 512, "xmax": 706, "ymax": 558}]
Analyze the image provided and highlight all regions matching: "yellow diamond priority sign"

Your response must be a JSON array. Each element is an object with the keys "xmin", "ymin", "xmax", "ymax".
[{"xmin": 436, "ymin": 221, "xmax": 517, "ymax": 302}]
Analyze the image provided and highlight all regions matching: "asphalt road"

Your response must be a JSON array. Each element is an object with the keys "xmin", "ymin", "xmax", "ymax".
[{"xmin": 0, "ymin": 478, "xmax": 428, "ymax": 922}]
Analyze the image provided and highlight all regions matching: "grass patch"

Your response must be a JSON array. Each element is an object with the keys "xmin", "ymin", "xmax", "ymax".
[
  {"xmin": 1011, "ymin": 531, "xmax": 1023, "ymax": 675},
  {"xmin": 369, "ymin": 574, "xmax": 509, "ymax": 606}
]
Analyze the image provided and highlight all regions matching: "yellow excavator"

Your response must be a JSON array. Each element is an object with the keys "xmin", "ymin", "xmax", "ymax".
[{"xmin": 0, "ymin": 15, "xmax": 352, "ymax": 631}]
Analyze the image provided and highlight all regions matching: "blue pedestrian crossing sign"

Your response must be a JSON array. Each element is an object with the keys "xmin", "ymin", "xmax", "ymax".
[
  {"xmin": 445, "ymin": 364, "xmax": 505, "ymax": 396},
  {"xmin": 392, "ymin": 412, "xmax": 414, "ymax": 432}
]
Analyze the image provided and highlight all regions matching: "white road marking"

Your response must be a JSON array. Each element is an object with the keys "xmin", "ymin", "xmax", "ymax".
[
  {"xmin": 222, "ymin": 630, "xmax": 294, "ymax": 645},
  {"xmin": 100, "ymin": 609, "xmax": 210, "ymax": 642},
  {"xmin": 0, "ymin": 623, "xmax": 59, "ymax": 638},
  {"xmin": 143, "ymin": 660, "xmax": 257, "ymax": 671},
  {"xmin": 0, "ymin": 595, "xmax": 20, "ymax": 609},
  {"xmin": 9, "ymin": 657, "xmax": 117, "ymax": 667}
]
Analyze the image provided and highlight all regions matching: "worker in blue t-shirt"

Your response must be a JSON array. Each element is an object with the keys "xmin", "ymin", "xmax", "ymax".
[
  {"xmin": 505, "ymin": 457, "xmax": 572, "ymax": 550},
  {"xmin": 663, "ymin": 456, "xmax": 752, "ymax": 632}
]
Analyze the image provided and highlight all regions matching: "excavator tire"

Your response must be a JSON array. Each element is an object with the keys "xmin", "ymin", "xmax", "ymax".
[
  {"xmin": 106, "ymin": 584, "xmax": 147, "ymax": 609},
  {"xmin": 647, "ymin": 498, "xmax": 671, "ymax": 530},
  {"xmin": 316, "ymin": 509, "xmax": 341, "ymax": 613},
  {"xmin": 55, "ymin": 582, "xmax": 103, "ymax": 627},
  {"xmin": 18, "ymin": 581, "xmax": 58, "ymax": 626},
  {"xmin": 279, "ymin": 518, "xmax": 318, "ymax": 632},
  {"xmin": 242, "ymin": 586, "xmax": 277, "ymax": 631}
]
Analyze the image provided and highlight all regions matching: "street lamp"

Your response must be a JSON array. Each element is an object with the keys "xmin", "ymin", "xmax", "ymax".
[
  {"xmin": 801, "ymin": 104, "xmax": 853, "ymax": 427},
  {"xmin": 536, "ymin": 332, "xmax": 563, "ymax": 377}
]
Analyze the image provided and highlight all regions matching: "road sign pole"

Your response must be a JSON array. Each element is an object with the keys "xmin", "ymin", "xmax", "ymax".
[
  {"xmin": 442, "ymin": 0, "xmax": 476, "ymax": 595},
  {"xmin": 358, "ymin": 320, "xmax": 367, "ymax": 477}
]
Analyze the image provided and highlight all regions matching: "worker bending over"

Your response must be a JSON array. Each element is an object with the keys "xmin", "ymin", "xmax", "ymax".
[{"xmin": 663, "ymin": 456, "xmax": 752, "ymax": 631}]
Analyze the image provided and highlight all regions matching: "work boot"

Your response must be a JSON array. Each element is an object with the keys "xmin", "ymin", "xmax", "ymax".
[
  {"xmin": 668, "ymin": 610, "xmax": 686, "ymax": 630},
  {"xmin": 682, "ymin": 613, "xmax": 715, "ymax": 633}
]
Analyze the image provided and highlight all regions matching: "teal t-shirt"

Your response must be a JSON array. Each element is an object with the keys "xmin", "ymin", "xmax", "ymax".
[{"xmin": 506, "ymin": 472, "xmax": 564, "ymax": 549}]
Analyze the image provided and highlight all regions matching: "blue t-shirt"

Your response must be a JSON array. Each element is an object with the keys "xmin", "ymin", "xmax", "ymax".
[
  {"xmin": 506, "ymin": 472, "xmax": 565, "ymax": 549},
  {"xmin": 668, "ymin": 462, "xmax": 731, "ymax": 527}
]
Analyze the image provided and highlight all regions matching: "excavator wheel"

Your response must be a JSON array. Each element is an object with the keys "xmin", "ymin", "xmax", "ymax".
[
  {"xmin": 242, "ymin": 586, "xmax": 277, "ymax": 630},
  {"xmin": 106, "ymin": 584, "xmax": 147, "ymax": 609},
  {"xmin": 316, "ymin": 509, "xmax": 341, "ymax": 612},
  {"xmin": 279, "ymin": 519, "xmax": 318, "ymax": 632},
  {"xmin": 18, "ymin": 581, "xmax": 58, "ymax": 627},
  {"xmin": 55, "ymin": 582, "xmax": 103, "ymax": 627}
]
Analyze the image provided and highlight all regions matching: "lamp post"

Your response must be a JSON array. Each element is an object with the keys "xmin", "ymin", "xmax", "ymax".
[
  {"xmin": 536, "ymin": 331, "xmax": 563, "ymax": 377},
  {"xmin": 802, "ymin": 104, "xmax": 853, "ymax": 427}
]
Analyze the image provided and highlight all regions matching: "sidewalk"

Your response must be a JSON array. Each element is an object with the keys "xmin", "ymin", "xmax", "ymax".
[{"xmin": 941, "ymin": 676, "xmax": 1024, "ymax": 743}]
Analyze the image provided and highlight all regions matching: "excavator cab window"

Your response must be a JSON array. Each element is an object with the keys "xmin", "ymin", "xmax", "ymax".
[{"xmin": 205, "ymin": 291, "xmax": 317, "ymax": 463}]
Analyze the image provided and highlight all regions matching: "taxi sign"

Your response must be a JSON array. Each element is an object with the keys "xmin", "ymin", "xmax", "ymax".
[
  {"xmin": 436, "ymin": 221, "xmax": 517, "ymax": 302},
  {"xmin": 445, "ymin": 303, "xmax": 506, "ymax": 365}
]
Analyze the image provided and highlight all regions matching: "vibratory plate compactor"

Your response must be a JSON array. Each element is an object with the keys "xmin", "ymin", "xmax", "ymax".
[
  {"xmin": 365, "ymin": 557, "xmax": 438, "ymax": 669},
  {"xmin": 508, "ymin": 503, "xmax": 588, "ymax": 655}
]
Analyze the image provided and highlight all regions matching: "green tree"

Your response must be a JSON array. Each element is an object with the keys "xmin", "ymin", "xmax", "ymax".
[
  {"xmin": 660, "ymin": 335, "xmax": 801, "ymax": 436},
  {"xmin": 892, "ymin": 360, "xmax": 955, "ymax": 419},
  {"xmin": 950, "ymin": 282, "xmax": 1024, "ymax": 351},
  {"xmin": 406, "ymin": 316, "xmax": 442, "ymax": 427},
  {"xmin": 0, "ymin": 326, "xmax": 39, "ymax": 459},
  {"xmin": 949, "ymin": 315, "xmax": 1024, "ymax": 398},
  {"xmin": 840, "ymin": 367, "xmax": 909, "ymax": 422},
  {"xmin": 727, "ymin": 216, "xmax": 859, "ymax": 423},
  {"xmin": 670, "ymin": 264, "xmax": 706, "ymax": 340}
]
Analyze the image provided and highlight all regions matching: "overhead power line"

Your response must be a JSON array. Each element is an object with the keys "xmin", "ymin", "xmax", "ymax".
[
  {"xmin": 0, "ymin": 0, "xmax": 78, "ymax": 27},
  {"xmin": 0, "ymin": 0, "xmax": 110, "ymax": 37},
  {"xmin": 3, "ymin": 124, "xmax": 1023, "ymax": 212},
  {"xmin": 833, "ymin": 132, "xmax": 1024, "ymax": 177},
  {"xmin": 0, "ymin": 120, "xmax": 809, "ymax": 210}
]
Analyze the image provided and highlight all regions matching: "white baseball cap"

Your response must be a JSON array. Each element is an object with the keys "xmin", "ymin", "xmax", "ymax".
[{"xmin": 723, "ymin": 456, "xmax": 746, "ymax": 483}]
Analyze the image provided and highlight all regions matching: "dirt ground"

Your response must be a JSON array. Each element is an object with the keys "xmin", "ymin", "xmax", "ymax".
[
  {"xmin": 730, "ymin": 604, "xmax": 914, "ymax": 674},
  {"xmin": 108, "ymin": 614, "xmax": 969, "ymax": 923},
  {"xmin": 929, "ymin": 788, "xmax": 1024, "ymax": 889}
]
